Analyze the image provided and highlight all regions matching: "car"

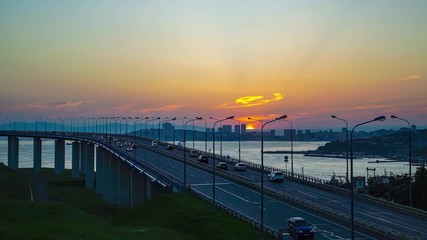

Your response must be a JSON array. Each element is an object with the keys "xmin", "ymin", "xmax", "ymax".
[
  {"xmin": 132, "ymin": 143, "xmax": 138, "ymax": 149},
  {"xmin": 197, "ymin": 155, "xmax": 208, "ymax": 163},
  {"xmin": 167, "ymin": 145, "xmax": 174, "ymax": 150},
  {"xmin": 216, "ymin": 162, "xmax": 228, "ymax": 170},
  {"xmin": 151, "ymin": 141, "xmax": 158, "ymax": 148},
  {"xmin": 233, "ymin": 162, "xmax": 246, "ymax": 171},
  {"xmin": 287, "ymin": 217, "xmax": 315, "ymax": 239},
  {"xmin": 116, "ymin": 142, "xmax": 123, "ymax": 147},
  {"xmin": 268, "ymin": 171, "xmax": 284, "ymax": 182},
  {"xmin": 190, "ymin": 150, "xmax": 198, "ymax": 157},
  {"xmin": 126, "ymin": 147, "xmax": 132, "ymax": 152}
]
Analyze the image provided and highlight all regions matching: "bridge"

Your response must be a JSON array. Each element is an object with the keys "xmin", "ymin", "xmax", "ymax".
[{"xmin": 1, "ymin": 130, "xmax": 427, "ymax": 240}]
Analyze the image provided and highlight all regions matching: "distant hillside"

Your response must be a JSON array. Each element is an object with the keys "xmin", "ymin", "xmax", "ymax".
[{"xmin": 313, "ymin": 129, "xmax": 427, "ymax": 162}]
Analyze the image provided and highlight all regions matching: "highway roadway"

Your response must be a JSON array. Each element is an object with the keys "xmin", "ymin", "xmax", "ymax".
[{"xmin": 109, "ymin": 136, "xmax": 427, "ymax": 239}]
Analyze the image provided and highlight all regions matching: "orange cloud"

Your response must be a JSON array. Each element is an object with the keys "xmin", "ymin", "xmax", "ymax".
[
  {"xmin": 142, "ymin": 104, "xmax": 184, "ymax": 113},
  {"xmin": 350, "ymin": 104, "xmax": 394, "ymax": 110},
  {"xmin": 217, "ymin": 93, "xmax": 283, "ymax": 109},
  {"xmin": 399, "ymin": 75, "xmax": 421, "ymax": 81},
  {"xmin": 28, "ymin": 100, "xmax": 94, "ymax": 109}
]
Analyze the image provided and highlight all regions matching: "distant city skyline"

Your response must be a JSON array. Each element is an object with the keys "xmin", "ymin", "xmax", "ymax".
[{"xmin": 1, "ymin": 1, "xmax": 426, "ymax": 130}]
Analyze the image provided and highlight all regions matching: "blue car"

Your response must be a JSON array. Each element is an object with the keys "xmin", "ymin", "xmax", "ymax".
[{"xmin": 287, "ymin": 217, "xmax": 315, "ymax": 239}]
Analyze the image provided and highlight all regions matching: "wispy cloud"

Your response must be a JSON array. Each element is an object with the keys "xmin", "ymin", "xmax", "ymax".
[
  {"xmin": 350, "ymin": 104, "xmax": 394, "ymax": 110},
  {"xmin": 218, "ymin": 93, "xmax": 284, "ymax": 109},
  {"xmin": 142, "ymin": 104, "xmax": 184, "ymax": 113},
  {"xmin": 399, "ymin": 75, "xmax": 421, "ymax": 81},
  {"xmin": 111, "ymin": 104, "xmax": 184, "ymax": 115},
  {"xmin": 28, "ymin": 100, "xmax": 94, "ymax": 109}
]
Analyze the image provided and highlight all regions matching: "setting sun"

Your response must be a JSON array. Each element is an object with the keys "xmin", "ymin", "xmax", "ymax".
[{"xmin": 246, "ymin": 125, "xmax": 255, "ymax": 130}]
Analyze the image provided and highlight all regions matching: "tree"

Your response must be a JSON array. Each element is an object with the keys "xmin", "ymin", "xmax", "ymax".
[{"xmin": 413, "ymin": 166, "xmax": 427, "ymax": 210}]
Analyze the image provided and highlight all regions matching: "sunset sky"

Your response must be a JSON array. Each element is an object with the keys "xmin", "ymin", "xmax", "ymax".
[{"xmin": 1, "ymin": 1, "xmax": 426, "ymax": 130}]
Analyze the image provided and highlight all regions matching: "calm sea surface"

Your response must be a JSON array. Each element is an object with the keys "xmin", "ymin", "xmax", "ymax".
[{"xmin": 0, "ymin": 137, "xmax": 410, "ymax": 180}]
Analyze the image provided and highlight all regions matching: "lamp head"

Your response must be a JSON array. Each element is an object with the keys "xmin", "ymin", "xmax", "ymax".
[
  {"xmin": 374, "ymin": 116, "xmax": 386, "ymax": 122},
  {"xmin": 390, "ymin": 115, "xmax": 397, "ymax": 119},
  {"xmin": 331, "ymin": 115, "xmax": 337, "ymax": 119},
  {"xmin": 172, "ymin": 117, "xmax": 176, "ymax": 120},
  {"xmin": 196, "ymin": 117, "xmax": 203, "ymax": 120},
  {"xmin": 227, "ymin": 116, "xmax": 235, "ymax": 119},
  {"xmin": 277, "ymin": 115, "xmax": 287, "ymax": 120}
]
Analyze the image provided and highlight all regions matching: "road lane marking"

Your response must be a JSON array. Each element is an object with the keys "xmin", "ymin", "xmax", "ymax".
[
  {"xmin": 297, "ymin": 190, "xmax": 319, "ymax": 199},
  {"xmin": 216, "ymin": 186, "xmax": 252, "ymax": 204},
  {"xmin": 191, "ymin": 183, "xmax": 230, "ymax": 186}
]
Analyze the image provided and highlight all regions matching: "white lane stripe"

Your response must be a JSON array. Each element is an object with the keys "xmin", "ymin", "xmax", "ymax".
[
  {"xmin": 191, "ymin": 183, "xmax": 230, "ymax": 186},
  {"xmin": 297, "ymin": 190, "xmax": 319, "ymax": 199},
  {"xmin": 216, "ymin": 186, "xmax": 252, "ymax": 204}
]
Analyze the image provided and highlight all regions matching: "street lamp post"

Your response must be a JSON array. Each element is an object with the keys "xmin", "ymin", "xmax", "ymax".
[
  {"xmin": 282, "ymin": 119, "xmax": 294, "ymax": 177},
  {"xmin": 391, "ymin": 115, "xmax": 413, "ymax": 207},
  {"xmin": 183, "ymin": 117, "xmax": 203, "ymax": 189},
  {"xmin": 332, "ymin": 115, "xmax": 349, "ymax": 186},
  {"xmin": 350, "ymin": 116, "xmax": 386, "ymax": 239},
  {"xmin": 212, "ymin": 116, "xmax": 234, "ymax": 208},
  {"xmin": 260, "ymin": 114, "xmax": 287, "ymax": 235},
  {"xmin": 232, "ymin": 119, "xmax": 241, "ymax": 162},
  {"xmin": 201, "ymin": 118, "xmax": 208, "ymax": 153}
]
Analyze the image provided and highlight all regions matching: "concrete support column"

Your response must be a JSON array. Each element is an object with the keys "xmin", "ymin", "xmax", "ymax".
[
  {"xmin": 80, "ymin": 142, "xmax": 88, "ymax": 174},
  {"xmin": 71, "ymin": 141, "xmax": 81, "ymax": 178},
  {"xmin": 103, "ymin": 152, "xmax": 112, "ymax": 202},
  {"xmin": 110, "ymin": 155, "xmax": 119, "ymax": 204},
  {"xmin": 131, "ymin": 169, "xmax": 147, "ymax": 207},
  {"xmin": 7, "ymin": 136, "xmax": 19, "ymax": 170},
  {"xmin": 95, "ymin": 147, "xmax": 104, "ymax": 194},
  {"xmin": 146, "ymin": 178, "xmax": 152, "ymax": 201},
  {"xmin": 152, "ymin": 182, "xmax": 171, "ymax": 198},
  {"xmin": 33, "ymin": 138, "xmax": 42, "ymax": 172},
  {"xmin": 85, "ymin": 143, "xmax": 95, "ymax": 188},
  {"xmin": 118, "ymin": 161, "xmax": 131, "ymax": 208},
  {"xmin": 54, "ymin": 139, "xmax": 65, "ymax": 175}
]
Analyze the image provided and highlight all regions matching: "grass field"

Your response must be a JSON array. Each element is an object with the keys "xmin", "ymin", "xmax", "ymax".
[{"xmin": 0, "ymin": 163, "xmax": 274, "ymax": 240}]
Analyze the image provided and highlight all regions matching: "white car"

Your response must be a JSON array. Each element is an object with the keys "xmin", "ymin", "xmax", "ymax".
[
  {"xmin": 268, "ymin": 171, "xmax": 284, "ymax": 182},
  {"xmin": 233, "ymin": 162, "xmax": 246, "ymax": 171},
  {"xmin": 190, "ymin": 150, "xmax": 198, "ymax": 157},
  {"xmin": 151, "ymin": 141, "xmax": 158, "ymax": 148}
]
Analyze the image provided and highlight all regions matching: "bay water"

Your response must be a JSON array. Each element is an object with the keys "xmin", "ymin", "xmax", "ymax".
[{"xmin": 0, "ymin": 137, "xmax": 410, "ymax": 180}]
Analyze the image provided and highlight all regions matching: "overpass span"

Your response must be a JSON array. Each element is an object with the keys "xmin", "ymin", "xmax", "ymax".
[{"xmin": 1, "ymin": 130, "xmax": 426, "ymax": 239}]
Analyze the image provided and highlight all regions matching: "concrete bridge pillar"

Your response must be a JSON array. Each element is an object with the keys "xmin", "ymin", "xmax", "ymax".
[
  {"xmin": 85, "ymin": 143, "xmax": 94, "ymax": 188},
  {"xmin": 151, "ymin": 181, "xmax": 171, "ymax": 198},
  {"xmin": 7, "ymin": 136, "xmax": 19, "ymax": 170},
  {"xmin": 80, "ymin": 141, "xmax": 87, "ymax": 174},
  {"xmin": 33, "ymin": 138, "xmax": 42, "ymax": 172},
  {"xmin": 102, "ymin": 151, "xmax": 112, "ymax": 202},
  {"xmin": 54, "ymin": 139, "xmax": 65, "ymax": 175},
  {"xmin": 110, "ymin": 155, "xmax": 119, "ymax": 204},
  {"xmin": 131, "ymin": 168, "xmax": 147, "ymax": 207},
  {"xmin": 71, "ymin": 141, "xmax": 81, "ymax": 178},
  {"xmin": 118, "ymin": 161, "xmax": 131, "ymax": 208},
  {"xmin": 96, "ymin": 147, "xmax": 104, "ymax": 194},
  {"xmin": 146, "ymin": 178, "xmax": 152, "ymax": 201}
]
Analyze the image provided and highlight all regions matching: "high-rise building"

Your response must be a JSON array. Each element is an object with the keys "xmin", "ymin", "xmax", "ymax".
[
  {"xmin": 241, "ymin": 124, "xmax": 246, "ymax": 134},
  {"xmin": 222, "ymin": 125, "xmax": 232, "ymax": 133},
  {"xmin": 234, "ymin": 125, "xmax": 240, "ymax": 134}
]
